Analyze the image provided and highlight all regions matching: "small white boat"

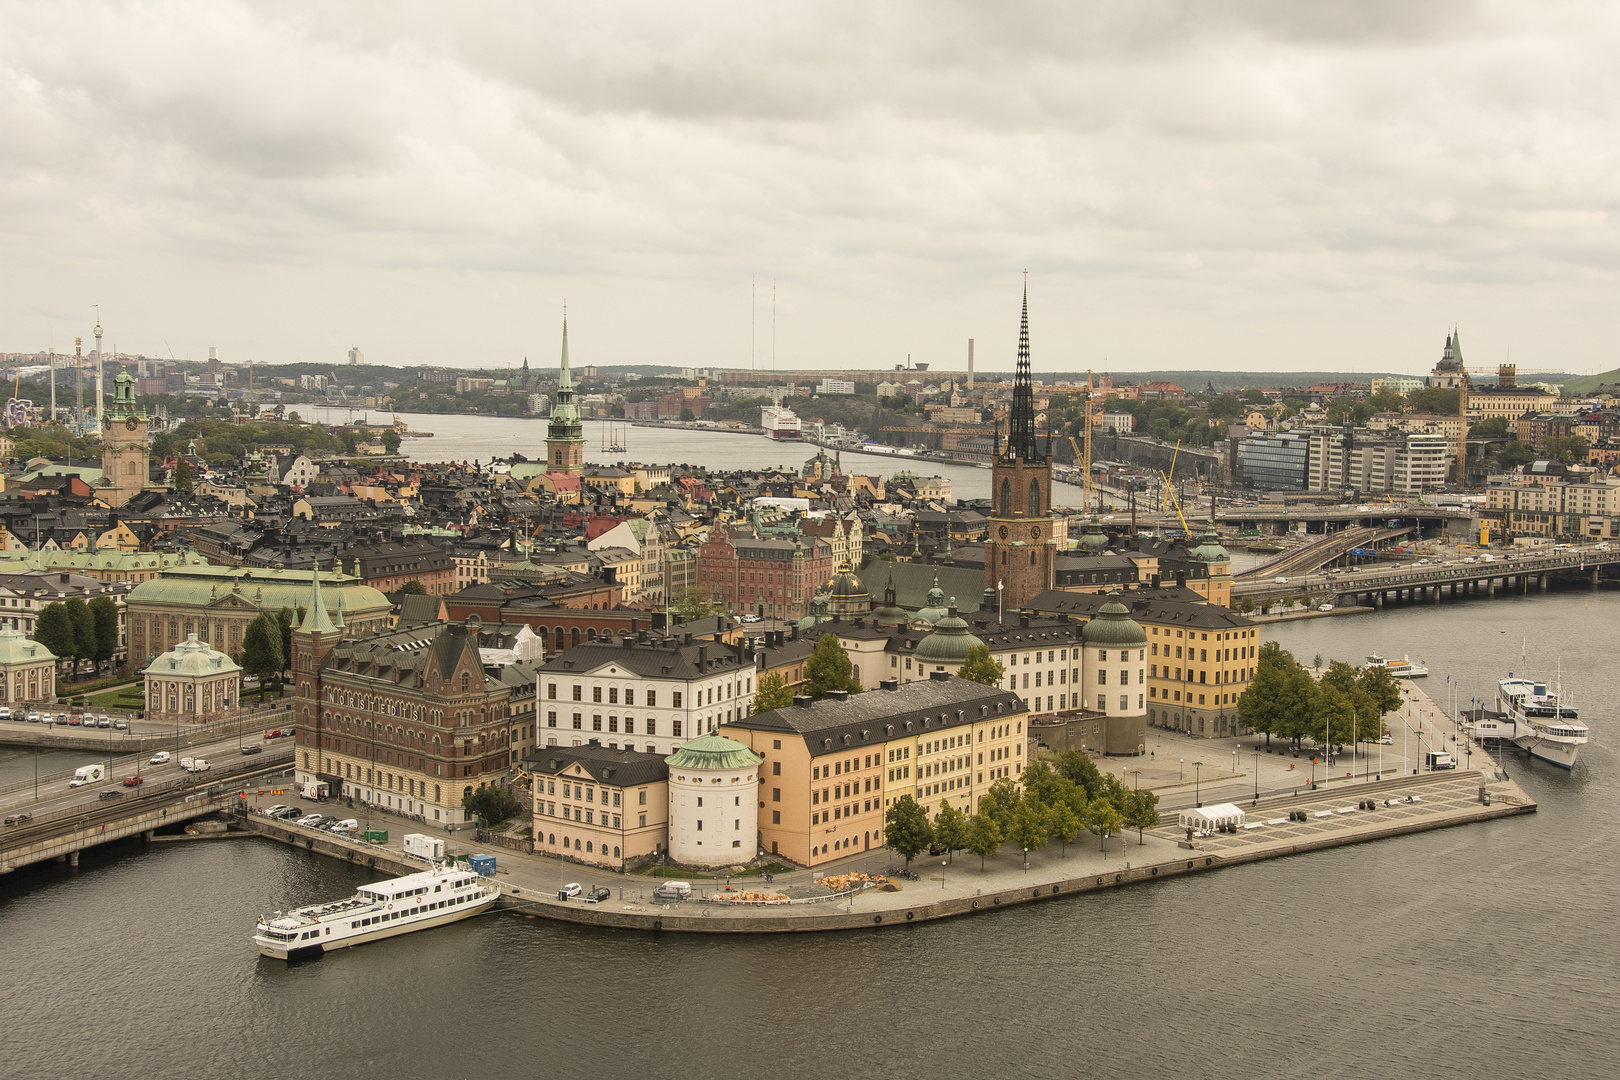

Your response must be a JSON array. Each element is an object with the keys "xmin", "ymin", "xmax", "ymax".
[
  {"xmin": 1498, "ymin": 675, "xmax": 1587, "ymax": 770},
  {"xmin": 252, "ymin": 864, "xmax": 497, "ymax": 960},
  {"xmin": 1361, "ymin": 654, "xmax": 1429, "ymax": 678}
]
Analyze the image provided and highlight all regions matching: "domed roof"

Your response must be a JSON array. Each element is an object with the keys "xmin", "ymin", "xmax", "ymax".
[
  {"xmin": 143, "ymin": 632, "xmax": 241, "ymax": 676},
  {"xmin": 916, "ymin": 575, "xmax": 950, "ymax": 625},
  {"xmin": 664, "ymin": 734, "xmax": 763, "ymax": 772},
  {"xmin": 1075, "ymin": 516, "xmax": 1111, "ymax": 554},
  {"xmin": 0, "ymin": 627, "xmax": 54, "ymax": 665},
  {"xmin": 1082, "ymin": 593, "xmax": 1147, "ymax": 647},
  {"xmin": 827, "ymin": 560, "xmax": 867, "ymax": 602},
  {"xmin": 1189, "ymin": 519, "xmax": 1230, "ymax": 564},
  {"xmin": 914, "ymin": 601, "xmax": 985, "ymax": 665},
  {"xmin": 870, "ymin": 583, "xmax": 909, "ymax": 628},
  {"xmin": 797, "ymin": 592, "xmax": 831, "ymax": 630}
]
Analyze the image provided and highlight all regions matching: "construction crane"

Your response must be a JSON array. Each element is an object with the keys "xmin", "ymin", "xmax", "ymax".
[{"xmin": 1159, "ymin": 440, "xmax": 1192, "ymax": 534}]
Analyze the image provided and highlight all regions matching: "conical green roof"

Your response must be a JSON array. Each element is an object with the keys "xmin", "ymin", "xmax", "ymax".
[
  {"xmin": 664, "ymin": 734, "xmax": 763, "ymax": 771},
  {"xmin": 916, "ymin": 575, "xmax": 950, "ymax": 625}
]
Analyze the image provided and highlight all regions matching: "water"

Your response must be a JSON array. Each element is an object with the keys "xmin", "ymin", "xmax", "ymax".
[
  {"xmin": 311, "ymin": 409, "xmax": 1097, "ymax": 506},
  {"xmin": 1, "ymin": 588, "xmax": 1613, "ymax": 1079}
]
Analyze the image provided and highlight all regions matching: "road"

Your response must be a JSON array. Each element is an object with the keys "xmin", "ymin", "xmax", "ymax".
[{"xmin": 0, "ymin": 728, "xmax": 296, "ymax": 821}]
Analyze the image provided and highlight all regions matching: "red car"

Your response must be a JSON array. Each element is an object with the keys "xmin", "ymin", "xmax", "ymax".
[{"xmin": 123, "ymin": 775, "xmax": 144, "ymax": 787}]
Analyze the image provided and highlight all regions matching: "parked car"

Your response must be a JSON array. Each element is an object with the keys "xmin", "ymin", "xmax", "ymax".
[
  {"xmin": 148, "ymin": 751, "xmax": 171, "ymax": 765},
  {"xmin": 97, "ymin": 716, "xmax": 111, "ymax": 728},
  {"xmin": 557, "ymin": 882, "xmax": 583, "ymax": 900},
  {"xmin": 324, "ymin": 818, "xmax": 359, "ymax": 834},
  {"xmin": 240, "ymin": 745, "xmax": 263, "ymax": 755},
  {"xmin": 66, "ymin": 715, "xmax": 82, "ymax": 726},
  {"xmin": 1378, "ymin": 734, "xmax": 1394, "ymax": 744},
  {"xmin": 296, "ymin": 815, "xmax": 329, "ymax": 828},
  {"xmin": 98, "ymin": 789, "xmax": 124, "ymax": 800},
  {"xmin": 112, "ymin": 719, "xmax": 128, "ymax": 730},
  {"xmin": 652, "ymin": 881, "xmax": 693, "ymax": 902},
  {"xmin": 582, "ymin": 886, "xmax": 612, "ymax": 904},
  {"xmin": 272, "ymin": 807, "xmax": 304, "ymax": 820},
  {"xmin": 4, "ymin": 813, "xmax": 32, "ymax": 826},
  {"xmin": 264, "ymin": 804, "xmax": 291, "ymax": 816},
  {"xmin": 25, "ymin": 712, "xmax": 41, "ymax": 723},
  {"xmin": 0, "ymin": 706, "xmax": 11, "ymax": 720},
  {"xmin": 123, "ymin": 775, "xmax": 144, "ymax": 787}
]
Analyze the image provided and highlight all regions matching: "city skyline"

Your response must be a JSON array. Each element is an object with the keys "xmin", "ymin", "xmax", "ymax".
[{"xmin": 3, "ymin": 3, "xmax": 1616, "ymax": 375}]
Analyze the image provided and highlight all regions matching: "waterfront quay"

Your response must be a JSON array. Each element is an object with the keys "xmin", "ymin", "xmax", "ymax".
[{"xmin": 236, "ymin": 677, "xmax": 1532, "ymax": 934}]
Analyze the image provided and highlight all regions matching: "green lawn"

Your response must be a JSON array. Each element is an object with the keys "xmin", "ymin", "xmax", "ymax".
[{"xmin": 87, "ymin": 685, "xmax": 146, "ymax": 710}]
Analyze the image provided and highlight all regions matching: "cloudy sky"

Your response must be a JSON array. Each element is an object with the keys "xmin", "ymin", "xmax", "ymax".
[{"xmin": 3, "ymin": 1, "xmax": 1616, "ymax": 375}]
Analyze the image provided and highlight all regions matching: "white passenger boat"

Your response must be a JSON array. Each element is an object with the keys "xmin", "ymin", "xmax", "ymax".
[
  {"xmin": 1497, "ymin": 676, "xmax": 1587, "ymax": 770},
  {"xmin": 759, "ymin": 406, "xmax": 803, "ymax": 440},
  {"xmin": 252, "ymin": 864, "xmax": 498, "ymax": 960},
  {"xmin": 1360, "ymin": 654, "xmax": 1429, "ymax": 679}
]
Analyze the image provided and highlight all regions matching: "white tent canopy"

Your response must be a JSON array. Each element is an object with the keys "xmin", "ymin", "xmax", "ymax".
[{"xmin": 1178, "ymin": 803, "xmax": 1246, "ymax": 830}]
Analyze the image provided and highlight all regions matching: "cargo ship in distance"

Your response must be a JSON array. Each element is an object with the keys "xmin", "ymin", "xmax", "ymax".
[
  {"xmin": 251, "ymin": 864, "xmax": 497, "ymax": 960},
  {"xmin": 760, "ymin": 406, "xmax": 803, "ymax": 440}
]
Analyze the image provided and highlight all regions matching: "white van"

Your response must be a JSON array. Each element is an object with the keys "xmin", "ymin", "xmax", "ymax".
[
  {"xmin": 68, "ymin": 763, "xmax": 107, "ymax": 787},
  {"xmin": 1274, "ymin": 577, "xmax": 1289, "ymax": 585}
]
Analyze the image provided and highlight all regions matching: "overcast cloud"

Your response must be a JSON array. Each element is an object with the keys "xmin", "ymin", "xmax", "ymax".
[{"xmin": 2, "ymin": 1, "xmax": 1616, "ymax": 375}]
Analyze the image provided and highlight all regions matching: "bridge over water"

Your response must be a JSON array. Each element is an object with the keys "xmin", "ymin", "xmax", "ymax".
[{"xmin": 1232, "ymin": 550, "xmax": 1620, "ymax": 610}]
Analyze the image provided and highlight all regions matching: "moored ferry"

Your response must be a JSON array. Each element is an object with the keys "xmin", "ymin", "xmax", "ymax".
[
  {"xmin": 760, "ymin": 406, "xmax": 803, "ymax": 440},
  {"xmin": 1360, "ymin": 654, "xmax": 1430, "ymax": 679},
  {"xmin": 1498, "ymin": 676, "xmax": 1588, "ymax": 770},
  {"xmin": 252, "ymin": 865, "xmax": 498, "ymax": 960}
]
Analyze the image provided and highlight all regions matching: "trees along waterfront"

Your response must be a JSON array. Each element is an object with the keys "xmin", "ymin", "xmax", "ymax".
[
  {"xmin": 240, "ymin": 614, "xmax": 284, "ymax": 700},
  {"xmin": 1240, "ymin": 642, "xmax": 1406, "ymax": 751},
  {"xmin": 883, "ymin": 795, "xmax": 933, "ymax": 869},
  {"xmin": 932, "ymin": 802, "xmax": 970, "ymax": 863}
]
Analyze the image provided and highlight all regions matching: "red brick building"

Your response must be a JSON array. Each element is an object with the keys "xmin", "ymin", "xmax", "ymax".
[{"xmin": 696, "ymin": 528, "xmax": 835, "ymax": 620}]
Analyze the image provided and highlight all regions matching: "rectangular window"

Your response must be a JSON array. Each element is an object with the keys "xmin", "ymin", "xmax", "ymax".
[
  {"xmin": 572, "ymin": 713, "xmax": 583, "ymax": 729},
  {"xmin": 772, "ymin": 810, "xmax": 781, "ymax": 824},
  {"xmin": 647, "ymin": 690, "xmax": 657, "ymax": 707},
  {"xmin": 572, "ymin": 685, "xmax": 583, "ymax": 701},
  {"xmin": 646, "ymin": 718, "xmax": 656, "ymax": 735},
  {"xmin": 548, "ymin": 683, "xmax": 558, "ymax": 699},
  {"xmin": 608, "ymin": 716, "xmax": 618, "ymax": 733},
  {"xmin": 673, "ymin": 691, "xmax": 683, "ymax": 708},
  {"xmin": 1098, "ymin": 670, "xmax": 1107, "ymax": 685},
  {"xmin": 672, "ymin": 720, "xmax": 683, "ymax": 737},
  {"xmin": 592, "ymin": 715, "xmax": 602, "ymax": 731},
  {"xmin": 593, "ymin": 686, "xmax": 603, "ymax": 703},
  {"xmin": 625, "ymin": 689, "xmax": 634, "ymax": 706},
  {"xmin": 772, "ymin": 761, "xmax": 781, "ymax": 775}
]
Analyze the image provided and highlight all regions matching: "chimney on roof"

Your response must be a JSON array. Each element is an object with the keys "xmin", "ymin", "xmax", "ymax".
[
  {"xmin": 1019, "ymin": 613, "xmax": 1029, "ymax": 628},
  {"xmin": 683, "ymin": 632, "xmax": 692, "ymax": 646},
  {"xmin": 929, "ymin": 669, "xmax": 951, "ymax": 681},
  {"xmin": 1176, "ymin": 571, "xmax": 1186, "ymax": 587},
  {"xmin": 698, "ymin": 644, "xmax": 708, "ymax": 669},
  {"xmin": 880, "ymin": 678, "xmax": 899, "ymax": 691},
  {"xmin": 825, "ymin": 689, "xmax": 849, "ymax": 702},
  {"xmin": 793, "ymin": 694, "xmax": 814, "ymax": 708},
  {"xmin": 631, "ymin": 618, "xmax": 639, "ymax": 634},
  {"xmin": 621, "ymin": 633, "xmax": 632, "ymax": 648},
  {"xmin": 1151, "ymin": 573, "xmax": 1161, "ymax": 588},
  {"xmin": 59, "ymin": 573, "xmax": 68, "ymax": 582}
]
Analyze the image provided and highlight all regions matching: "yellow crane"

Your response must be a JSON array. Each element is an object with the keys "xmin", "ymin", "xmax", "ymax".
[{"xmin": 1159, "ymin": 440, "xmax": 1192, "ymax": 533}]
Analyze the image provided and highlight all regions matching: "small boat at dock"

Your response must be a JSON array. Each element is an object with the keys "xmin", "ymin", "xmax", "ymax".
[{"xmin": 252, "ymin": 864, "xmax": 497, "ymax": 960}]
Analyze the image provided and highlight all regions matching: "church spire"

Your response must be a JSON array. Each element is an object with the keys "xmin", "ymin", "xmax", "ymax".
[
  {"xmin": 1007, "ymin": 273, "xmax": 1039, "ymax": 461},
  {"xmin": 301, "ymin": 569, "xmax": 337, "ymax": 634},
  {"xmin": 558, "ymin": 308, "xmax": 573, "ymax": 391}
]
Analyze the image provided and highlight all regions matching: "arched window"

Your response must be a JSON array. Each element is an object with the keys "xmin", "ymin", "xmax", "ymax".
[
  {"xmin": 570, "ymin": 628, "xmax": 580, "ymax": 648},
  {"xmin": 1028, "ymin": 479, "xmax": 1040, "ymax": 516},
  {"xmin": 460, "ymin": 672, "xmax": 470, "ymax": 691},
  {"xmin": 1000, "ymin": 479, "xmax": 1011, "ymax": 515}
]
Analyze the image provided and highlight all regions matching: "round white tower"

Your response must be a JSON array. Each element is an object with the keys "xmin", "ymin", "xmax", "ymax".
[{"xmin": 664, "ymin": 734, "xmax": 763, "ymax": 868}]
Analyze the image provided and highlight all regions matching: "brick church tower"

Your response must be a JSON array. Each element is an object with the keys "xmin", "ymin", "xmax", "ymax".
[
  {"xmin": 984, "ymin": 279, "xmax": 1055, "ymax": 611},
  {"xmin": 545, "ymin": 312, "xmax": 585, "ymax": 475},
  {"xmin": 293, "ymin": 570, "xmax": 341, "ymax": 793}
]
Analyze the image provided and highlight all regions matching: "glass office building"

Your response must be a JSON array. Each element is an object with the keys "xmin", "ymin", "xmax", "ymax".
[{"xmin": 1234, "ymin": 433, "xmax": 1310, "ymax": 491}]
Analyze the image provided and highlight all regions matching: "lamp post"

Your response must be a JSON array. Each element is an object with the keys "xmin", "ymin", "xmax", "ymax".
[
  {"xmin": 1252, "ymin": 748, "xmax": 1259, "ymax": 805},
  {"xmin": 1194, "ymin": 761, "xmax": 1203, "ymax": 807}
]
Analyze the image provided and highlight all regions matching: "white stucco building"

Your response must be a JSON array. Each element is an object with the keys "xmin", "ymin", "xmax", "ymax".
[{"xmin": 664, "ymin": 734, "xmax": 763, "ymax": 868}]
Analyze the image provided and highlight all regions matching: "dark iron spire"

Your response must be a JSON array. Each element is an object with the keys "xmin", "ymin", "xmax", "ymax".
[{"xmin": 1007, "ymin": 275, "xmax": 1039, "ymax": 460}]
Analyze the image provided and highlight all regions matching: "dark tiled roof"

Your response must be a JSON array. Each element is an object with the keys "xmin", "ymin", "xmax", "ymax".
[
  {"xmin": 729, "ymin": 676, "xmax": 1023, "ymax": 759},
  {"xmin": 523, "ymin": 743, "xmax": 669, "ymax": 787},
  {"xmin": 541, "ymin": 639, "xmax": 750, "ymax": 681}
]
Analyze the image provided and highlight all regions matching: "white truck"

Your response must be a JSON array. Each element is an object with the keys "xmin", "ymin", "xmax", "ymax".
[
  {"xmin": 403, "ymin": 833, "xmax": 445, "ymax": 861},
  {"xmin": 185, "ymin": 759, "xmax": 211, "ymax": 773},
  {"xmin": 68, "ymin": 763, "xmax": 107, "ymax": 787}
]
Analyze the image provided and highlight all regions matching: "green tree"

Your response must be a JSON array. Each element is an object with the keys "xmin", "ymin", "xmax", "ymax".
[
  {"xmin": 173, "ymin": 457, "xmax": 193, "ymax": 492},
  {"xmin": 932, "ymin": 802, "xmax": 970, "ymax": 863},
  {"xmin": 1046, "ymin": 799, "xmax": 1082, "ymax": 856},
  {"xmin": 956, "ymin": 643, "xmax": 1006, "ymax": 687},
  {"xmin": 240, "ymin": 613, "xmax": 284, "ymax": 699},
  {"xmin": 1358, "ymin": 665, "xmax": 1403, "ymax": 737},
  {"xmin": 34, "ymin": 602, "xmax": 76, "ymax": 666},
  {"xmin": 64, "ymin": 597, "xmax": 95, "ymax": 662},
  {"xmin": 1469, "ymin": 416, "xmax": 1510, "ymax": 438},
  {"xmin": 88, "ymin": 595, "xmax": 119, "ymax": 664},
  {"xmin": 1122, "ymin": 788, "xmax": 1161, "ymax": 843},
  {"xmin": 965, "ymin": 812, "xmax": 1003, "ymax": 871},
  {"xmin": 753, "ymin": 670, "xmax": 794, "ymax": 712},
  {"xmin": 1495, "ymin": 440, "xmax": 1533, "ymax": 469},
  {"xmin": 805, "ymin": 634, "xmax": 861, "ymax": 699},
  {"xmin": 670, "ymin": 587, "xmax": 720, "ymax": 621},
  {"xmin": 401, "ymin": 579, "xmax": 427, "ymax": 595},
  {"xmin": 679, "ymin": 407, "xmax": 695, "ymax": 422},
  {"xmin": 1238, "ymin": 641, "xmax": 1294, "ymax": 745},
  {"xmin": 462, "ymin": 784, "xmax": 521, "ymax": 826},
  {"xmin": 883, "ymin": 795, "xmax": 933, "ymax": 868},
  {"xmin": 381, "ymin": 429, "xmax": 402, "ymax": 454},
  {"xmin": 976, "ymin": 776, "xmax": 1023, "ymax": 837},
  {"xmin": 1007, "ymin": 798, "xmax": 1049, "ymax": 858},
  {"xmin": 274, "ymin": 607, "xmax": 301, "ymax": 679},
  {"xmin": 1318, "ymin": 659, "xmax": 1380, "ymax": 746},
  {"xmin": 1053, "ymin": 750, "xmax": 1106, "ymax": 800},
  {"xmin": 1086, "ymin": 796, "xmax": 1124, "ymax": 853}
]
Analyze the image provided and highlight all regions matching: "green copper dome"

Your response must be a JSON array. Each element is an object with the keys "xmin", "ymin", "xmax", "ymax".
[
  {"xmin": 916, "ymin": 575, "xmax": 950, "ymax": 625},
  {"xmin": 1082, "ymin": 593, "xmax": 1146, "ymax": 647},
  {"xmin": 664, "ymin": 734, "xmax": 763, "ymax": 772},
  {"xmin": 797, "ymin": 592, "xmax": 830, "ymax": 630},
  {"xmin": 913, "ymin": 601, "xmax": 985, "ymax": 666},
  {"xmin": 1189, "ymin": 519, "xmax": 1230, "ymax": 564},
  {"xmin": 1076, "ymin": 516, "xmax": 1111, "ymax": 554}
]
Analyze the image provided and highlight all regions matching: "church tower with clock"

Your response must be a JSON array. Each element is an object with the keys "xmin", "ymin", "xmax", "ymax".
[
  {"xmin": 100, "ymin": 367, "xmax": 150, "ymax": 508},
  {"xmin": 545, "ymin": 312, "xmax": 585, "ymax": 475},
  {"xmin": 984, "ymin": 280, "xmax": 1055, "ymax": 611}
]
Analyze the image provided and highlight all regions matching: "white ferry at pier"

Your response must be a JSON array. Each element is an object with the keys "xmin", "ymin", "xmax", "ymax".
[
  {"xmin": 1360, "ymin": 654, "xmax": 1429, "ymax": 679},
  {"xmin": 252, "ymin": 865, "xmax": 498, "ymax": 960},
  {"xmin": 759, "ymin": 406, "xmax": 803, "ymax": 440},
  {"xmin": 1496, "ymin": 676, "xmax": 1588, "ymax": 770}
]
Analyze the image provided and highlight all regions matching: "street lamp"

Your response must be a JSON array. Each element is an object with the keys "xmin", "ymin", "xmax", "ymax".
[
  {"xmin": 1252, "ymin": 748, "xmax": 1259, "ymax": 805},
  {"xmin": 1194, "ymin": 761, "xmax": 1203, "ymax": 807}
]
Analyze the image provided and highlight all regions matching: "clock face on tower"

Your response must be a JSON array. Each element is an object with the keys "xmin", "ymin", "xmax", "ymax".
[
  {"xmin": 998, "ymin": 525, "xmax": 1008, "ymax": 540},
  {"xmin": 125, "ymin": 417, "xmax": 138, "ymax": 431},
  {"xmin": 1030, "ymin": 525, "xmax": 1041, "ymax": 539}
]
